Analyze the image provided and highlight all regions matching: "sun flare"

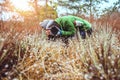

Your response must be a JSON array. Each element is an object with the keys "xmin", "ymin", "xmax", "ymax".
[{"xmin": 11, "ymin": 0, "xmax": 30, "ymax": 11}]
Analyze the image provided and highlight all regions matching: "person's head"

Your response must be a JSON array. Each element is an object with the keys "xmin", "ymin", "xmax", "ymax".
[{"xmin": 39, "ymin": 20, "xmax": 60, "ymax": 36}]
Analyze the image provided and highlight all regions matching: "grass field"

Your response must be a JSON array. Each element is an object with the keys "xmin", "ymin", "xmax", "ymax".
[{"xmin": 0, "ymin": 24, "xmax": 120, "ymax": 80}]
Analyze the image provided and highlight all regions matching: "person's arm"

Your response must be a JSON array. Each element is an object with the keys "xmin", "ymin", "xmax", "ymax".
[
  {"xmin": 83, "ymin": 20, "xmax": 91, "ymax": 30},
  {"xmin": 61, "ymin": 30, "xmax": 75, "ymax": 36},
  {"xmin": 61, "ymin": 21, "xmax": 76, "ymax": 36}
]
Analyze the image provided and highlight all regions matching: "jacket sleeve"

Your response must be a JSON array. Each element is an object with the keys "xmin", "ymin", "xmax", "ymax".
[
  {"xmin": 61, "ymin": 21, "xmax": 76, "ymax": 36},
  {"xmin": 74, "ymin": 16, "xmax": 91, "ymax": 30},
  {"xmin": 83, "ymin": 20, "xmax": 91, "ymax": 30}
]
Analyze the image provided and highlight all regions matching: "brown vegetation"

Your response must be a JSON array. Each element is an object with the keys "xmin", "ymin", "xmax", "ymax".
[{"xmin": 0, "ymin": 21, "xmax": 120, "ymax": 80}]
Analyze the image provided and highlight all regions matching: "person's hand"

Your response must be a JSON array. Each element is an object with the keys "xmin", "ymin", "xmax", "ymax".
[
  {"xmin": 46, "ymin": 29, "xmax": 51, "ymax": 36},
  {"xmin": 56, "ymin": 30, "xmax": 62, "ymax": 36}
]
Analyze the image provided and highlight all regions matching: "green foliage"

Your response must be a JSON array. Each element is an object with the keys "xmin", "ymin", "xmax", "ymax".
[
  {"xmin": 38, "ymin": 5, "xmax": 58, "ymax": 21},
  {"xmin": 28, "ymin": 0, "xmax": 58, "ymax": 21},
  {"xmin": 50, "ymin": 0, "xmax": 118, "ymax": 21}
]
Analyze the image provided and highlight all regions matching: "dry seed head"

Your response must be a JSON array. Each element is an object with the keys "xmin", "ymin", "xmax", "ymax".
[
  {"xmin": 117, "ymin": 55, "xmax": 120, "ymax": 58},
  {"xmin": 29, "ymin": 55, "xmax": 33, "ymax": 58},
  {"xmin": 111, "ymin": 71, "xmax": 114, "ymax": 74},
  {"xmin": 32, "ymin": 68, "xmax": 35, "ymax": 71},
  {"xmin": 97, "ymin": 64, "xmax": 103, "ymax": 70},
  {"xmin": 5, "ymin": 64, "xmax": 9, "ymax": 68},
  {"xmin": 33, "ymin": 64, "xmax": 38, "ymax": 67},
  {"xmin": 114, "ymin": 68, "xmax": 117, "ymax": 72},
  {"xmin": 3, "ymin": 49, "xmax": 7, "ymax": 53},
  {"xmin": 108, "ymin": 69, "xmax": 111, "ymax": 74},
  {"xmin": 118, "ymin": 74, "xmax": 120, "ymax": 78},
  {"xmin": 99, "ymin": 53, "xmax": 102, "ymax": 57},
  {"xmin": 84, "ymin": 73, "xmax": 92, "ymax": 80},
  {"xmin": 111, "ymin": 60, "xmax": 115, "ymax": 65},
  {"xmin": 100, "ymin": 76, "xmax": 104, "ymax": 80},
  {"xmin": 111, "ymin": 55, "xmax": 116, "ymax": 60},
  {"xmin": 97, "ymin": 66, "xmax": 102, "ymax": 70},
  {"xmin": 36, "ymin": 70, "xmax": 39, "ymax": 74},
  {"xmin": 89, "ymin": 66, "xmax": 92, "ymax": 69},
  {"xmin": 8, "ymin": 76, "xmax": 11, "ymax": 80},
  {"xmin": 5, "ymin": 72, "xmax": 9, "ymax": 75},
  {"xmin": 110, "ymin": 69, "xmax": 114, "ymax": 73},
  {"xmin": 12, "ymin": 78, "xmax": 19, "ymax": 80},
  {"xmin": 53, "ymin": 62, "xmax": 57, "ymax": 65},
  {"xmin": 86, "ymin": 58, "xmax": 89, "ymax": 61},
  {"xmin": 10, "ymin": 60, "xmax": 13, "ymax": 63},
  {"xmin": 0, "ymin": 38, "xmax": 5, "ymax": 41},
  {"xmin": 99, "ymin": 63, "xmax": 102, "ymax": 67},
  {"xmin": 108, "ymin": 56, "xmax": 111, "ymax": 59}
]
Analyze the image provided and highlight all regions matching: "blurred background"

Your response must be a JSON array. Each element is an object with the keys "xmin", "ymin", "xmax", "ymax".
[{"xmin": 0, "ymin": 0, "xmax": 120, "ymax": 33}]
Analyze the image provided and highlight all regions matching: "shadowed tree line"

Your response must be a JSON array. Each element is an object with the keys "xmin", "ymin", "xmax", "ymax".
[{"xmin": 0, "ymin": 0, "xmax": 120, "ymax": 30}]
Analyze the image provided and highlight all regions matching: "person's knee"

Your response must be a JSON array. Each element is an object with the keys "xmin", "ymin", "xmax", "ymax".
[
  {"xmin": 80, "ymin": 30, "xmax": 86, "ymax": 39},
  {"xmin": 81, "ymin": 34, "xmax": 86, "ymax": 39}
]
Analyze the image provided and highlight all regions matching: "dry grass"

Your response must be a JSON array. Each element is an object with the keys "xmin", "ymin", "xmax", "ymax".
[{"xmin": 0, "ymin": 24, "xmax": 120, "ymax": 80}]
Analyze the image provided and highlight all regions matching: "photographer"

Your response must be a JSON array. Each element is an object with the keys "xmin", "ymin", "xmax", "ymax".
[{"xmin": 40, "ymin": 15, "xmax": 92, "ymax": 43}]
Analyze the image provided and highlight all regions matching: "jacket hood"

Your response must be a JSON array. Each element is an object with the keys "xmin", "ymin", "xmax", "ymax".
[{"xmin": 39, "ymin": 20, "xmax": 54, "ymax": 29}]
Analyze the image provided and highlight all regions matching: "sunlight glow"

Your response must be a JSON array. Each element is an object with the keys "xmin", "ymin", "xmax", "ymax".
[{"xmin": 11, "ymin": 0, "xmax": 31, "ymax": 11}]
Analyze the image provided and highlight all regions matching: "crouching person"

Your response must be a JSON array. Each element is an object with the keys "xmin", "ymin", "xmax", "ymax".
[{"xmin": 39, "ymin": 15, "xmax": 92, "ymax": 44}]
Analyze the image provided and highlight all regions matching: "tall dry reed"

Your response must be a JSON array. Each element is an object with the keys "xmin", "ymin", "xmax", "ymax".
[{"xmin": 0, "ymin": 24, "xmax": 120, "ymax": 80}]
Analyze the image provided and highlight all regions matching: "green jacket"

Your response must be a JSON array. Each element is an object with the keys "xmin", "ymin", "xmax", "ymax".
[{"xmin": 55, "ymin": 15, "xmax": 91, "ymax": 36}]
